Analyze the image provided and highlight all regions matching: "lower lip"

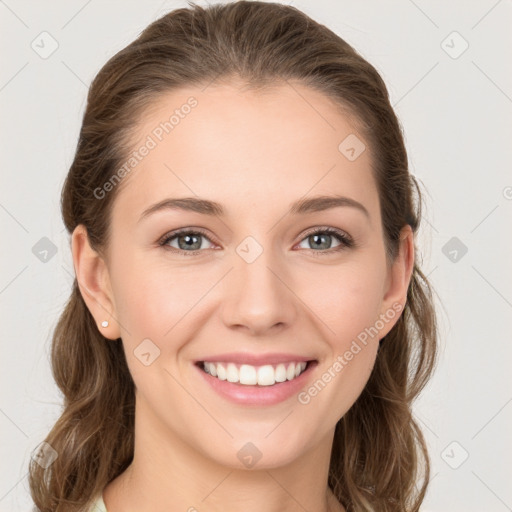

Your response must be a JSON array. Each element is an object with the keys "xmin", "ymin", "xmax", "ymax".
[{"xmin": 194, "ymin": 361, "xmax": 318, "ymax": 406}]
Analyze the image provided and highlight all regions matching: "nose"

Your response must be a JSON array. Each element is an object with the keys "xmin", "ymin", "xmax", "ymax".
[{"xmin": 220, "ymin": 241, "xmax": 298, "ymax": 336}]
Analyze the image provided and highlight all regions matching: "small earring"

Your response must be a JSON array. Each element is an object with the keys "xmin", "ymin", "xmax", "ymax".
[{"xmin": 101, "ymin": 320, "xmax": 109, "ymax": 328}]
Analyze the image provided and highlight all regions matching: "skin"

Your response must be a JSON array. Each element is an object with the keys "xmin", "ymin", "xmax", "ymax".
[{"xmin": 72, "ymin": 80, "xmax": 414, "ymax": 512}]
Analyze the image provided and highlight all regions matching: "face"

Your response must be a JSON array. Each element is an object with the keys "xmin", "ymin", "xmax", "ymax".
[{"xmin": 74, "ymin": 80, "xmax": 412, "ymax": 470}]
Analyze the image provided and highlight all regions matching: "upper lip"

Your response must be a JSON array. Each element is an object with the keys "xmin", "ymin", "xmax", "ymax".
[{"xmin": 196, "ymin": 352, "xmax": 316, "ymax": 366}]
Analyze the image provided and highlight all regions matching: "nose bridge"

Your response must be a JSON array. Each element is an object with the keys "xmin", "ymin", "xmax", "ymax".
[
  {"xmin": 235, "ymin": 233, "xmax": 283, "ymax": 302},
  {"xmin": 221, "ymin": 233, "xmax": 296, "ymax": 333}
]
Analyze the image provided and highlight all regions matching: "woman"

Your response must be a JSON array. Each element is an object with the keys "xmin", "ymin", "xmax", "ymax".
[{"xmin": 29, "ymin": 2, "xmax": 438, "ymax": 511}]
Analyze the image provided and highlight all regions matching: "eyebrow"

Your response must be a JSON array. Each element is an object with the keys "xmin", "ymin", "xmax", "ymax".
[{"xmin": 138, "ymin": 194, "xmax": 370, "ymax": 222}]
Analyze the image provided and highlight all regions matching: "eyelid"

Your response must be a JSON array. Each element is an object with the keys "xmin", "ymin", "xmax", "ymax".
[
  {"xmin": 299, "ymin": 226, "xmax": 354, "ymax": 245},
  {"xmin": 158, "ymin": 225, "xmax": 355, "ymax": 255},
  {"xmin": 157, "ymin": 227, "xmax": 217, "ymax": 248}
]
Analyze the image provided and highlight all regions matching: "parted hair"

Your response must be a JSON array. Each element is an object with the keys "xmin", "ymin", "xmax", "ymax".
[{"xmin": 29, "ymin": 2, "xmax": 438, "ymax": 510}]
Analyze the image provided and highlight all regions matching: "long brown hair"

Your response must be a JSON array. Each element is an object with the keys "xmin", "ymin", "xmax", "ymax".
[{"xmin": 29, "ymin": 2, "xmax": 438, "ymax": 510}]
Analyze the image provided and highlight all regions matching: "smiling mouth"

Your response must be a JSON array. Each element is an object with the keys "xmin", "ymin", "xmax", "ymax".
[{"xmin": 195, "ymin": 360, "xmax": 316, "ymax": 386}]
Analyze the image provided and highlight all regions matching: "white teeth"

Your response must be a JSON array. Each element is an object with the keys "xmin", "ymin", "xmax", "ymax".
[
  {"xmin": 286, "ymin": 363, "xmax": 296, "ymax": 381},
  {"xmin": 274, "ymin": 363, "xmax": 287, "ymax": 383},
  {"xmin": 257, "ymin": 365, "xmax": 275, "ymax": 386},
  {"xmin": 239, "ymin": 364, "xmax": 257, "ymax": 385},
  {"xmin": 202, "ymin": 361, "xmax": 308, "ymax": 386},
  {"xmin": 216, "ymin": 363, "xmax": 227, "ymax": 380},
  {"xmin": 226, "ymin": 363, "xmax": 238, "ymax": 383}
]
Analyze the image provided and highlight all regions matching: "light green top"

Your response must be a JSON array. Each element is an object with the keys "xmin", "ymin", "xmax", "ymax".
[{"xmin": 90, "ymin": 491, "xmax": 107, "ymax": 512}]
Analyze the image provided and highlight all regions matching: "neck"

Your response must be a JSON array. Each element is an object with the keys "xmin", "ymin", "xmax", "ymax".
[{"xmin": 103, "ymin": 399, "xmax": 345, "ymax": 512}]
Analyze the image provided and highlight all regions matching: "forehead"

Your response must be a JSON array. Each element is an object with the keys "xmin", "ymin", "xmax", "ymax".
[{"xmin": 111, "ymin": 80, "xmax": 378, "ymax": 225}]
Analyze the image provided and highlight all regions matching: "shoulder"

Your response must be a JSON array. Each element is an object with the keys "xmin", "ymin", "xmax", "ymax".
[{"xmin": 88, "ymin": 491, "xmax": 108, "ymax": 512}]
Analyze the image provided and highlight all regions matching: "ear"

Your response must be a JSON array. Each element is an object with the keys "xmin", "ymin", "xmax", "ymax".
[
  {"xmin": 377, "ymin": 224, "xmax": 415, "ymax": 339},
  {"xmin": 71, "ymin": 224, "xmax": 121, "ymax": 340}
]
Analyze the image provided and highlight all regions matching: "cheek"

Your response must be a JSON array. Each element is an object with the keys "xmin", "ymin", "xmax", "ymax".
[
  {"xmin": 113, "ymin": 248, "xmax": 388, "ymax": 362},
  {"xmin": 111, "ymin": 240, "xmax": 387, "ymax": 372},
  {"xmin": 296, "ymin": 261, "xmax": 385, "ymax": 407},
  {"xmin": 111, "ymin": 251, "xmax": 189, "ymax": 329},
  {"xmin": 109, "ymin": 257, "xmax": 212, "ymax": 360},
  {"xmin": 300, "ymin": 258, "xmax": 386, "ymax": 343}
]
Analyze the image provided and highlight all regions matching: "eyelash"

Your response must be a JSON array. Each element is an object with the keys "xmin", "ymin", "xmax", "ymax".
[{"xmin": 157, "ymin": 226, "xmax": 355, "ymax": 257}]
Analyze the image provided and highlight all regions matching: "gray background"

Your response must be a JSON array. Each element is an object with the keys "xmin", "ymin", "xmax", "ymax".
[{"xmin": 1, "ymin": 1, "xmax": 511, "ymax": 510}]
